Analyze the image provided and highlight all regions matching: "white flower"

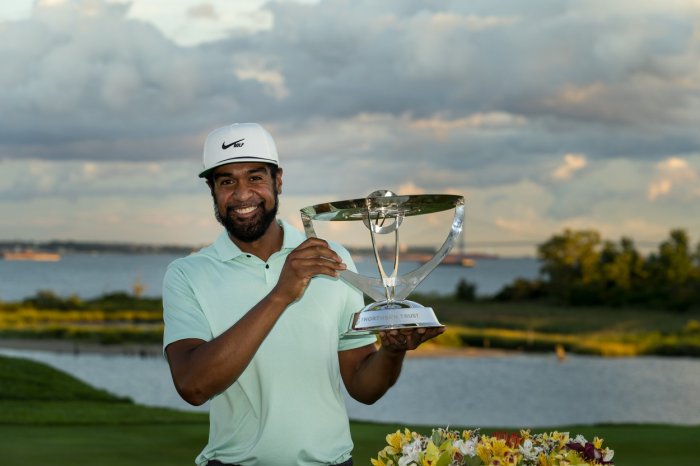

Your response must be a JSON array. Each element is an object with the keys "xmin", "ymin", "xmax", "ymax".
[
  {"xmin": 399, "ymin": 440, "xmax": 421, "ymax": 466},
  {"xmin": 603, "ymin": 447, "xmax": 615, "ymax": 462},
  {"xmin": 519, "ymin": 439, "xmax": 535, "ymax": 458},
  {"xmin": 453, "ymin": 438, "xmax": 477, "ymax": 457},
  {"xmin": 572, "ymin": 434, "xmax": 587, "ymax": 446}
]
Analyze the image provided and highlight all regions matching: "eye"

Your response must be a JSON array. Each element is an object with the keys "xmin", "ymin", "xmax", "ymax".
[
  {"xmin": 250, "ymin": 175, "xmax": 264, "ymax": 182},
  {"xmin": 219, "ymin": 179, "xmax": 234, "ymax": 186}
]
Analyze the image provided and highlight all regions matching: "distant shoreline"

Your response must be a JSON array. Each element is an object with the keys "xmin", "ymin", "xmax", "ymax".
[
  {"xmin": 0, "ymin": 338, "xmax": 163, "ymax": 357},
  {"xmin": 0, "ymin": 337, "xmax": 512, "ymax": 359}
]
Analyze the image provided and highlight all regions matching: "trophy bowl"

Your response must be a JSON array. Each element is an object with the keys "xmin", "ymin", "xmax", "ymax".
[{"xmin": 301, "ymin": 190, "xmax": 464, "ymax": 336}]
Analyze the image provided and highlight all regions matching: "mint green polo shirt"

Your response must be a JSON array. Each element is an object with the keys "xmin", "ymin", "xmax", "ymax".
[{"xmin": 163, "ymin": 220, "xmax": 376, "ymax": 466}]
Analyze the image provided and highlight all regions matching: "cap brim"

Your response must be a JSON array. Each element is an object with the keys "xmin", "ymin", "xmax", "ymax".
[{"xmin": 198, "ymin": 156, "xmax": 279, "ymax": 178}]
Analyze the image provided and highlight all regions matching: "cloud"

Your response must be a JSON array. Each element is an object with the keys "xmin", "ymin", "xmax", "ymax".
[
  {"xmin": 186, "ymin": 3, "xmax": 218, "ymax": 21},
  {"xmin": 2, "ymin": 0, "xmax": 699, "ymax": 172},
  {"xmin": 647, "ymin": 156, "xmax": 699, "ymax": 200},
  {"xmin": 2, "ymin": 0, "xmax": 700, "ymax": 248},
  {"xmin": 0, "ymin": 0, "xmax": 273, "ymax": 161},
  {"xmin": 0, "ymin": 158, "xmax": 202, "ymax": 202},
  {"xmin": 552, "ymin": 153, "xmax": 587, "ymax": 181}
]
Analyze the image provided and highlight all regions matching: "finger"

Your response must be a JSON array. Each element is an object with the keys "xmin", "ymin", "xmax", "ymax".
[
  {"xmin": 382, "ymin": 331, "xmax": 403, "ymax": 347},
  {"xmin": 296, "ymin": 238, "xmax": 340, "ymax": 258},
  {"xmin": 416, "ymin": 327, "xmax": 445, "ymax": 344},
  {"xmin": 406, "ymin": 331, "xmax": 422, "ymax": 350},
  {"xmin": 291, "ymin": 257, "xmax": 347, "ymax": 276},
  {"xmin": 293, "ymin": 244, "xmax": 345, "ymax": 265}
]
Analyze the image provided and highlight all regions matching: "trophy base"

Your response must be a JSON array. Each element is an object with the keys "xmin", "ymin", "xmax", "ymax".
[{"xmin": 343, "ymin": 299, "xmax": 444, "ymax": 336}]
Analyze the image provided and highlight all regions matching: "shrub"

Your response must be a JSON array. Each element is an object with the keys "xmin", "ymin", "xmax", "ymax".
[{"xmin": 455, "ymin": 278, "xmax": 476, "ymax": 301}]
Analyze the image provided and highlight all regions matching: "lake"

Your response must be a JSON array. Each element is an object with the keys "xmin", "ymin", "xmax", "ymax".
[
  {"xmin": 7, "ymin": 251, "xmax": 694, "ymax": 428},
  {"xmin": 0, "ymin": 253, "xmax": 540, "ymax": 301},
  {"xmin": 2, "ymin": 348, "xmax": 699, "ymax": 427}
]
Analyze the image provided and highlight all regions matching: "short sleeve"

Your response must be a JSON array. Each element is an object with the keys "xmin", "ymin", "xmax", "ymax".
[{"xmin": 162, "ymin": 261, "xmax": 212, "ymax": 353}]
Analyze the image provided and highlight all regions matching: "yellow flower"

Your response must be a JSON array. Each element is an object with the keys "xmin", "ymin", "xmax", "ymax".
[
  {"xmin": 421, "ymin": 440, "xmax": 440, "ymax": 466},
  {"xmin": 386, "ymin": 430, "xmax": 409, "ymax": 454},
  {"xmin": 562, "ymin": 450, "xmax": 590, "ymax": 466},
  {"xmin": 371, "ymin": 458, "xmax": 386, "ymax": 466},
  {"xmin": 477, "ymin": 441, "xmax": 491, "ymax": 463},
  {"xmin": 385, "ymin": 431, "xmax": 400, "ymax": 451},
  {"xmin": 547, "ymin": 431, "xmax": 570, "ymax": 447},
  {"xmin": 593, "ymin": 437, "xmax": 603, "ymax": 449},
  {"xmin": 491, "ymin": 437, "xmax": 510, "ymax": 457},
  {"xmin": 380, "ymin": 446, "xmax": 394, "ymax": 457},
  {"xmin": 477, "ymin": 435, "xmax": 514, "ymax": 464},
  {"xmin": 537, "ymin": 452, "xmax": 553, "ymax": 466}
]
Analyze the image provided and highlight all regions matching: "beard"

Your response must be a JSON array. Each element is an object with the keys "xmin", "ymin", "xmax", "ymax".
[{"xmin": 214, "ymin": 190, "xmax": 279, "ymax": 243}]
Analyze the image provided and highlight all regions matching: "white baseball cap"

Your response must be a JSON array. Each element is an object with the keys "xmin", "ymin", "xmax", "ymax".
[{"xmin": 199, "ymin": 123, "xmax": 279, "ymax": 178}]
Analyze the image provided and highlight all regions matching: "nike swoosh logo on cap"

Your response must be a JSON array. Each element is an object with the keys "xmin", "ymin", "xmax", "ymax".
[{"xmin": 222, "ymin": 139, "xmax": 245, "ymax": 150}]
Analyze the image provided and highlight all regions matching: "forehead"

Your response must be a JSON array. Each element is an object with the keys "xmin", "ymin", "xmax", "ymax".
[{"xmin": 211, "ymin": 162, "xmax": 271, "ymax": 178}]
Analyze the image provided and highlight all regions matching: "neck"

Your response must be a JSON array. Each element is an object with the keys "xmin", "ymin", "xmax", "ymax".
[{"xmin": 229, "ymin": 219, "xmax": 283, "ymax": 262}]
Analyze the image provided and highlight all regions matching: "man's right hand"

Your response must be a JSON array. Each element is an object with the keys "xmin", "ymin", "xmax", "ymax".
[{"xmin": 272, "ymin": 237, "xmax": 347, "ymax": 305}]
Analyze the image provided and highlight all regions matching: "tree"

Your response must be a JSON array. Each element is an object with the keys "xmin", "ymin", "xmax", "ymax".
[
  {"xmin": 498, "ymin": 227, "xmax": 700, "ymax": 310},
  {"xmin": 647, "ymin": 229, "xmax": 696, "ymax": 285},
  {"xmin": 537, "ymin": 229, "xmax": 602, "ymax": 302},
  {"xmin": 455, "ymin": 278, "xmax": 476, "ymax": 301},
  {"xmin": 645, "ymin": 229, "xmax": 700, "ymax": 311},
  {"xmin": 598, "ymin": 237, "xmax": 647, "ymax": 305}
]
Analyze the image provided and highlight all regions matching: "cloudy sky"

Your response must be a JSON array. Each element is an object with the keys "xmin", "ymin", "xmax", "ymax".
[{"xmin": 1, "ymin": 0, "xmax": 699, "ymax": 256}]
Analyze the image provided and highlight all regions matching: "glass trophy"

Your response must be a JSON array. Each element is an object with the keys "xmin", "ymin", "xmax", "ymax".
[{"xmin": 301, "ymin": 190, "xmax": 464, "ymax": 335}]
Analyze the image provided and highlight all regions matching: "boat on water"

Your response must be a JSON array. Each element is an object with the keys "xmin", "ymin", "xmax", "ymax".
[
  {"xmin": 439, "ymin": 255, "xmax": 473, "ymax": 267},
  {"xmin": 1, "ymin": 250, "xmax": 61, "ymax": 262}
]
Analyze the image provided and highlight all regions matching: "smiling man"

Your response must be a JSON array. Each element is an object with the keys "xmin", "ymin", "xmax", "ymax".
[{"xmin": 162, "ymin": 123, "xmax": 443, "ymax": 466}]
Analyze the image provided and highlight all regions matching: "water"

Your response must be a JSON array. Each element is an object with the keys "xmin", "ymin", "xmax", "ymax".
[
  {"xmin": 2, "ymin": 348, "xmax": 699, "ymax": 427},
  {"xmin": 0, "ymin": 253, "xmax": 540, "ymax": 301},
  {"xmin": 5, "ymin": 253, "xmax": 696, "ymax": 427},
  {"xmin": 0, "ymin": 254, "xmax": 178, "ymax": 301},
  {"xmin": 356, "ymin": 257, "xmax": 540, "ymax": 297}
]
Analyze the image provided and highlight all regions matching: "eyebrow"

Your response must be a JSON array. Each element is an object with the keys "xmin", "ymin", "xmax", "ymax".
[{"xmin": 212, "ymin": 166, "xmax": 269, "ymax": 180}]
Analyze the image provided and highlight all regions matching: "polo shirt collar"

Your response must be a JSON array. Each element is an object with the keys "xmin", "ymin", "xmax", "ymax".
[{"xmin": 213, "ymin": 219, "xmax": 307, "ymax": 262}]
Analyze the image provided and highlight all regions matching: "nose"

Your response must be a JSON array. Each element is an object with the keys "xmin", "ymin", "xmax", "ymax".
[{"xmin": 232, "ymin": 182, "xmax": 254, "ymax": 202}]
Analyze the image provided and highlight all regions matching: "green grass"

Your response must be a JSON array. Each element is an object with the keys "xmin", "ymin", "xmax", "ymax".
[
  {"xmin": 417, "ymin": 297, "xmax": 700, "ymax": 334},
  {"xmin": 2, "ymin": 354, "xmax": 699, "ymax": 465},
  {"xmin": 4, "ymin": 298, "xmax": 700, "ymax": 355},
  {"xmin": 1, "ymin": 421, "xmax": 697, "ymax": 466},
  {"xmin": 0, "ymin": 354, "xmax": 208, "ymax": 465},
  {"xmin": 0, "ymin": 424, "xmax": 208, "ymax": 466},
  {"xmin": 409, "ymin": 297, "xmax": 700, "ymax": 356}
]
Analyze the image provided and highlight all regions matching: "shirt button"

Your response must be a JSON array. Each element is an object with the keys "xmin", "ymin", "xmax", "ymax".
[
  {"xmin": 265, "ymin": 264, "xmax": 270, "ymax": 269},
  {"xmin": 246, "ymin": 255, "xmax": 251, "ymax": 258}
]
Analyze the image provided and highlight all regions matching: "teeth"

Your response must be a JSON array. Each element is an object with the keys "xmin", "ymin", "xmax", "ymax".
[{"xmin": 236, "ymin": 206, "xmax": 257, "ymax": 214}]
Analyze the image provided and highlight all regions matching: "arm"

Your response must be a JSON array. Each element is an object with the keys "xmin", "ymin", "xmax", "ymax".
[
  {"xmin": 165, "ymin": 238, "xmax": 346, "ymax": 406},
  {"xmin": 338, "ymin": 326, "xmax": 445, "ymax": 404}
]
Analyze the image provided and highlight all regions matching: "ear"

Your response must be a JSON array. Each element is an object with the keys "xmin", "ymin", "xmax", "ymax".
[{"xmin": 275, "ymin": 167, "xmax": 283, "ymax": 195}]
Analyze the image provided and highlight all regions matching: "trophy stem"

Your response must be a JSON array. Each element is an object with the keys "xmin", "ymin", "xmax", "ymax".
[{"xmin": 367, "ymin": 210, "xmax": 404, "ymax": 303}]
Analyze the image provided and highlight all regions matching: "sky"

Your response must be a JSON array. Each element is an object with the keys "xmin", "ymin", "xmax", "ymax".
[{"xmin": 1, "ymin": 0, "xmax": 700, "ymax": 256}]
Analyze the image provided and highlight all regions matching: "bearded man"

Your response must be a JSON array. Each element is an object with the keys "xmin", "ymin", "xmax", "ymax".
[{"xmin": 162, "ymin": 123, "xmax": 443, "ymax": 466}]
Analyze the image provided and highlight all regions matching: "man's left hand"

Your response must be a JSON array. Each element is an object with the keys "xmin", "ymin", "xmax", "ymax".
[{"xmin": 378, "ymin": 326, "xmax": 446, "ymax": 352}]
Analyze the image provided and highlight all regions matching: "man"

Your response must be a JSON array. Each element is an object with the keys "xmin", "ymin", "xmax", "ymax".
[{"xmin": 162, "ymin": 123, "xmax": 443, "ymax": 466}]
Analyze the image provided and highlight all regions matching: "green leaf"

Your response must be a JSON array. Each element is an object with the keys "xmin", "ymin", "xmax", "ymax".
[
  {"xmin": 436, "ymin": 451, "xmax": 452, "ymax": 466},
  {"xmin": 464, "ymin": 455, "xmax": 485, "ymax": 466}
]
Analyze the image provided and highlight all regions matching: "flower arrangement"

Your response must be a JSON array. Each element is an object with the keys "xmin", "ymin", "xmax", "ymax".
[{"xmin": 371, "ymin": 428, "xmax": 614, "ymax": 466}]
